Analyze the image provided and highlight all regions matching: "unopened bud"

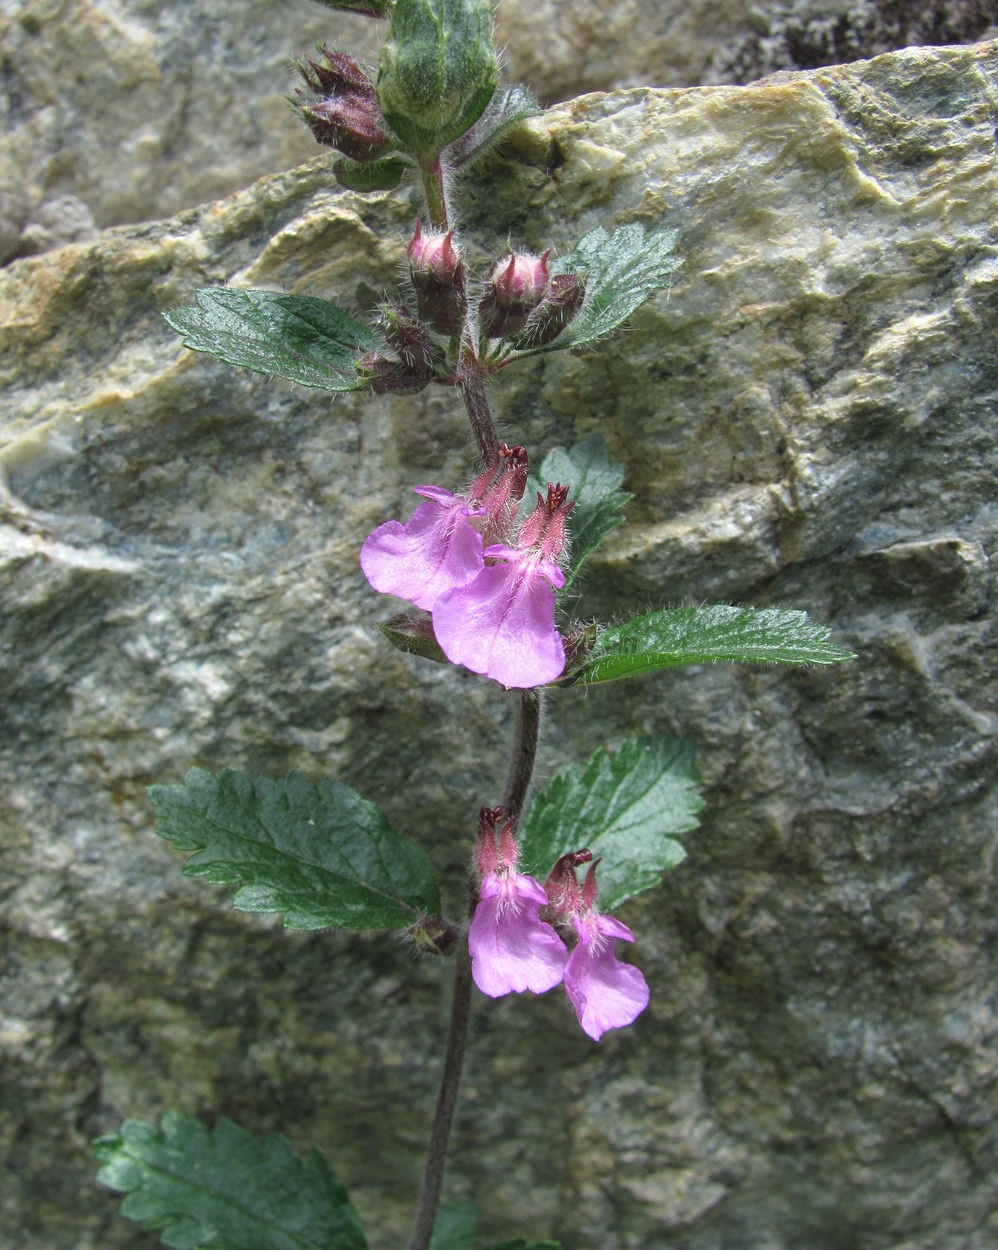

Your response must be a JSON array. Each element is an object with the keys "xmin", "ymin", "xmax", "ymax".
[
  {"xmin": 298, "ymin": 97, "xmax": 394, "ymax": 163},
  {"xmin": 297, "ymin": 46, "xmax": 376, "ymax": 99},
  {"xmin": 377, "ymin": 0, "xmax": 499, "ymax": 156},
  {"xmin": 377, "ymin": 304, "xmax": 442, "ymax": 373},
  {"xmin": 356, "ymin": 350, "xmax": 433, "ymax": 395},
  {"xmin": 509, "ymin": 272, "xmax": 586, "ymax": 349},
  {"xmin": 479, "ymin": 251, "xmax": 551, "ymax": 338},
  {"xmin": 407, "ymin": 221, "xmax": 467, "ymax": 335},
  {"xmin": 294, "ymin": 47, "xmax": 394, "ymax": 163},
  {"xmin": 378, "ymin": 612, "xmax": 449, "ymax": 664}
]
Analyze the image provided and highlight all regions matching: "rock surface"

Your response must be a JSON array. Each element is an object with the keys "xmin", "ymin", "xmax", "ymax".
[
  {"xmin": 0, "ymin": 0, "xmax": 380, "ymax": 263},
  {"xmin": 5, "ymin": 0, "xmax": 995, "ymax": 265},
  {"xmin": 2, "ymin": 37, "xmax": 998, "ymax": 1250}
]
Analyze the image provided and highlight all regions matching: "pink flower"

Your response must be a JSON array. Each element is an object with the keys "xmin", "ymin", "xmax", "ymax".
[
  {"xmin": 564, "ymin": 913, "xmax": 649, "ymax": 1041},
  {"xmin": 431, "ymin": 545, "xmax": 566, "ymax": 688},
  {"xmin": 469, "ymin": 870, "xmax": 569, "ymax": 996},
  {"xmin": 431, "ymin": 483, "xmax": 574, "ymax": 689},
  {"xmin": 359, "ymin": 485, "xmax": 484, "ymax": 611}
]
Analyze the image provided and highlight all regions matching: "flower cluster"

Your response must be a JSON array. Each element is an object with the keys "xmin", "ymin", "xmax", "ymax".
[
  {"xmin": 467, "ymin": 808, "xmax": 649, "ymax": 1041},
  {"xmin": 360, "ymin": 447, "xmax": 574, "ymax": 688}
]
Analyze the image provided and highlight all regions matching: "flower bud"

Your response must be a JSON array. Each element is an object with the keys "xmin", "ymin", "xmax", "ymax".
[
  {"xmin": 479, "ymin": 251, "xmax": 551, "ymax": 338},
  {"xmin": 509, "ymin": 272, "xmax": 586, "ymax": 349},
  {"xmin": 378, "ymin": 612, "xmax": 449, "ymax": 664},
  {"xmin": 377, "ymin": 303, "xmax": 442, "ymax": 373},
  {"xmin": 297, "ymin": 47, "xmax": 377, "ymax": 99},
  {"xmin": 355, "ymin": 350, "xmax": 434, "ymax": 395},
  {"xmin": 407, "ymin": 220, "xmax": 467, "ymax": 335},
  {"xmin": 377, "ymin": 0, "xmax": 499, "ymax": 157},
  {"xmin": 294, "ymin": 46, "xmax": 394, "ymax": 163}
]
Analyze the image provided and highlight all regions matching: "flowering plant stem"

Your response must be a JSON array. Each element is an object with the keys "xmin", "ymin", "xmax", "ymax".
[
  {"xmin": 421, "ymin": 154, "xmax": 452, "ymax": 231},
  {"xmin": 406, "ymin": 944, "xmax": 474, "ymax": 1250},
  {"xmin": 97, "ymin": 6, "xmax": 854, "ymax": 1245},
  {"xmin": 458, "ymin": 357, "xmax": 501, "ymax": 466},
  {"xmin": 407, "ymin": 358, "xmax": 541, "ymax": 1246}
]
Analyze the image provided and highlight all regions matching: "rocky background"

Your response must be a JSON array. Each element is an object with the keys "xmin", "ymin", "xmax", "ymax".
[
  {"xmin": 2, "ymin": 3, "xmax": 998, "ymax": 1249},
  {"xmin": 3, "ymin": 0, "xmax": 995, "ymax": 264}
]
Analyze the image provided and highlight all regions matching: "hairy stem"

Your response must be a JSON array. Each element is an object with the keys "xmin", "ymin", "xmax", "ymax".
[
  {"xmin": 502, "ymin": 689, "xmax": 543, "ymax": 822},
  {"xmin": 405, "ymin": 943, "xmax": 474, "ymax": 1250},
  {"xmin": 420, "ymin": 154, "xmax": 451, "ymax": 231},
  {"xmin": 458, "ymin": 357, "xmax": 499, "ymax": 467},
  {"xmin": 405, "ymin": 690, "xmax": 542, "ymax": 1248}
]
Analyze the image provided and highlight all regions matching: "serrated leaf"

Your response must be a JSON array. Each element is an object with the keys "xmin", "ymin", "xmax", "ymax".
[
  {"xmin": 163, "ymin": 289, "xmax": 378, "ymax": 390},
  {"xmin": 518, "ymin": 737, "xmax": 701, "ymax": 911},
  {"xmin": 147, "ymin": 769, "xmax": 440, "ymax": 930},
  {"xmin": 512, "ymin": 225, "xmax": 681, "ymax": 358},
  {"xmin": 527, "ymin": 435, "xmax": 631, "ymax": 595},
  {"xmin": 94, "ymin": 1111, "xmax": 368, "ymax": 1250},
  {"xmin": 570, "ymin": 605, "xmax": 857, "ymax": 684},
  {"xmin": 446, "ymin": 84, "xmax": 541, "ymax": 168}
]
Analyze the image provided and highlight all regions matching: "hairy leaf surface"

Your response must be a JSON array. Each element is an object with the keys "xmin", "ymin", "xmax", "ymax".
[
  {"xmin": 512, "ymin": 225, "xmax": 681, "ymax": 357},
  {"xmin": 570, "ymin": 605, "xmax": 856, "ymax": 684},
  {"xmin": 94, "ymin": 1112, "xmax": 368, "ymax": 1250},
  {"xmin": 164, "ymin": 289, "xmax": 377, "ymax": 390},
  {"xmin": 519, "ymin": 736, "xmax": 701, "ymax": 910},
  {"xmin": 148, "ymin": 769, "xmax": 440, "ymax": 930}
]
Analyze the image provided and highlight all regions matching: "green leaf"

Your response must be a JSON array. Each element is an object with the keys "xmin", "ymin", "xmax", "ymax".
[
  {"xmin": 94, "ymin": 1111, "xmax": 368, "ymax": 1250},
  {"xmin": 334, "ymin": 155, "xmax": 407, "ymax": 193},
  {"xmin": 528, "ymin": 435, "xmax": 631, "ymax": 595},
  {"xmin": 570, "ymin": 605, "xmax": 857, "ymax": 685},
  {"xmin": 483, "ymin": 1242, "xmax": 562, "ymax": 1249},
  {"xmin": 163, "ymin": 289, "xmax": 378, "ymax": 390},
  {"xmin": 513, "ymin": 225, "xmax": 681, "ymax": 358},
  {"xmin": 430, "ymin": 1204, "xmax": 479, "ymax": 1250},
  {"xmin": 147, "ymin": 769, "xmax": 441, "ymax": 930},
  {"xmin": 446, "ymin": 84, "xmax": 541, "ymax": 168},
  {"xmin": 427, "ymin": 1203, "xmax": 561, "ymax": 1250},
  {"xmin": 377, "ymin": 0, "xmax": 499, "ymax": 156},
  {"xmin": 518, "ymin": 736, "xmax": 702, "ymax": 911}
]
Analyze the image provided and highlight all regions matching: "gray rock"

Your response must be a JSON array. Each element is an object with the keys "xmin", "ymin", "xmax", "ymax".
[
  {"xmin": 1, "ymin": 37, "xmax": 997, "ymax": 1250},
  {"xmin": 6, "ymin": 0, "xmax": 994, "ymax": 267},
  {"xmin": 705, "ymin": 0, "xmax": 998, "ymax": 83},
  {"xmin": 0, "ymin": 0, "xmax": 382, "ymax": 263}
]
